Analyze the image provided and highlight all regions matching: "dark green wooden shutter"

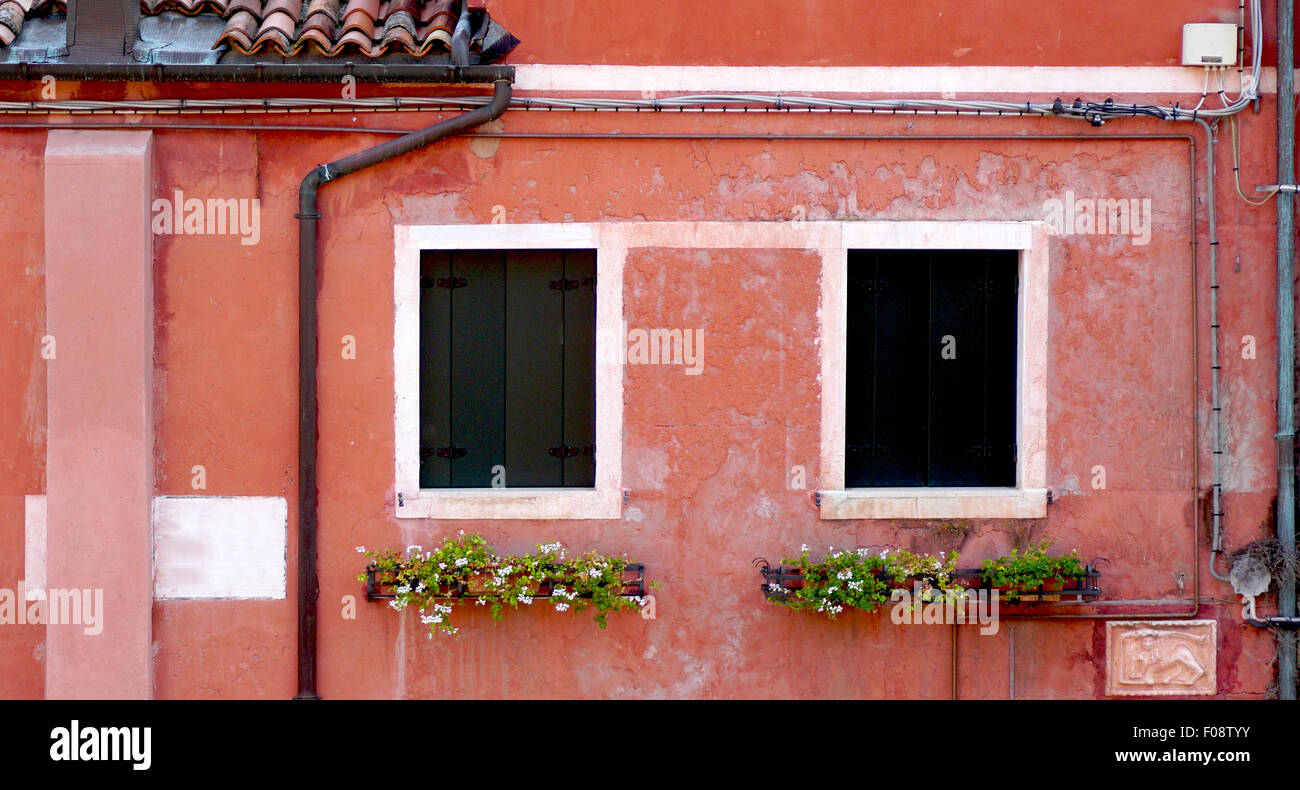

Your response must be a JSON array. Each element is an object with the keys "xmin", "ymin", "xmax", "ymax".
[
  {"xmin": 504, "ymin": 250, "xmax": 565, "ymax": 486},
  {"xmin": 419, "ymin": 248, "xmax": 598, "ymax": 489},
  {"xmin": 449, "ymin": 250, "xmax": 506, "ymax": 487},
  {"xmin": 562, "ymin": 251, "xmax": 597, "ymax": 486},
  {"xmin": 419, "ymin": 250, "xmax": 453, "ymax": 488}
]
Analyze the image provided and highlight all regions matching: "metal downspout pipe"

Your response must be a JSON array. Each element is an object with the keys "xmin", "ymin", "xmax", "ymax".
[
  {"xmin": 1277, "ymin": 0, "xmax": 1298, "ymax": 701},
  {"xmin": 451, "ymin": 0, "xmax": 474, "ymax": 67},
  {"xmin": 293, "ymin": 79, "xmax": 513, "ymax": 700}
]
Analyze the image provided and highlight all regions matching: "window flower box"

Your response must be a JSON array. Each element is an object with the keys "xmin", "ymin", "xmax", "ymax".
[
  {"xmin": 359, "ymin": 534, "xmax": 649, "ymax": 636},
  {"xmin": 757, "ymin": 538, "xmax": 1101, "ymax": 617}
]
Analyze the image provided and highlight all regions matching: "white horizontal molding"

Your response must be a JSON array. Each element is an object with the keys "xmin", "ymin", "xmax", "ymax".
[
  {"xmin": 613, "ymin": 221, "xmax": 841, "ymax": 250},
  {"xmin": 514, "ymin": 65, "xmax": 1279, "ymax": 96},
  {"xmin": 819, "ymin": 488, "xmax": 1049, "ymax": 520},
  {"xmin": 401, "ymin": 222, "xmax": 598, "ymax": 250},
  {"xmin": 404, "ymin": 488, "xmax": 622, "ymax": 520},
  {"xmin": 153, "ymin": 496, "xmax": 287, "ymax": 600},
  {"xmin": 840, "ymin": 221, "xmax": 1033, "ymax": 250}
]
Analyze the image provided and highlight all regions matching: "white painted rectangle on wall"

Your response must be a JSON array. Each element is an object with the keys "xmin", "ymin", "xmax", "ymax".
[{"xmin": 153, "ymin": 496, "xmax": 287, "ymax": 600}]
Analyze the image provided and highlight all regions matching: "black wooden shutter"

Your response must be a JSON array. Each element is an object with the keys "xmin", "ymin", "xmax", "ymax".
[
  {"xmin": 845, "ymin": 250, "xmax": 1017, "ymax": 487},
  {"xmin": 981, "ymin": 252, "xmax": 1018, "ymax": 486},
  {"xmin": 860, "ymin": 250, "xmax": 930, "ymax": 486},
  {"xmin": 844, "ymin": 253, "xmax": 878, "ymax": 487},
  {"xmin": 929, "ymin": 251, "xmax": 988, "ymax": 486}
]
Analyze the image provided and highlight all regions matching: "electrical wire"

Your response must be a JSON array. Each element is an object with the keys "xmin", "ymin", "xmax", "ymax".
[
  {"xmin": 0, "ymin": 1, "xmax": 1267, "ymax": 124},
  {"xmin": 1230, "ymin": 113, "xmax": 1277, "ymax": 205},
  {"xmin": 1189, "ymin": 66, "xmax": 1211, "ymax": 114}
]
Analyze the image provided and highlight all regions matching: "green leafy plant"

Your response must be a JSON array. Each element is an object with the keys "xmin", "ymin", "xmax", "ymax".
[
  {"xmin": 357, "ymin": 533, "xmax": 647, "ymax": 637},
  {"xmin": 978, "ymin": 538, "xmax": 1084, "ymax": 602},
  {"xmin": 767, "ymin": 537, "xmax": 1089, "ymax": 615},
  {"xmin": 767, "ymin": 544, "xmax": 966, "ymax": 618}
]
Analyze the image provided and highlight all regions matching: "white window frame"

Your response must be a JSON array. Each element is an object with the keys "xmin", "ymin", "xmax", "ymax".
[
  {"xmin": 393, "ymin": 220, "xmax": 1047, "ymax": 520},
  {"xmin": 819, "ymin": 221, "xmax": 1050, "ymax": 519},
  {"xmin": 394, "ymin": 223, "xmax": 624, "ymax": 519}
]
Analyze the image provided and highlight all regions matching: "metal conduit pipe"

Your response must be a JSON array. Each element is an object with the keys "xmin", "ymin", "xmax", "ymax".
[
  {"xmin": 0, "ymin": 63, "xmax": 512, "ymax": 83},
  {"xmin": 293, "ymin": 78, "xmax": 512, "ymax": 700},
  {"xmin": 1205, "ymin": 117, "xmax": 1231, "ymax": 585},
  {"xmin": 1276, "ymin": 0, "xmax": 1298, "ymax": 701}
]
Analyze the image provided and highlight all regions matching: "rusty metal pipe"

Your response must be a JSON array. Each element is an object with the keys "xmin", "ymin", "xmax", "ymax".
[{"xmin": 293, "ymin": 79, "xmax": 511, "ymax": 699}]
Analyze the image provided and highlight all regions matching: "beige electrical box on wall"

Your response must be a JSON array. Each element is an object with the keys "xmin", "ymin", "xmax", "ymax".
[{"xmin": 1182, "ymin": 23, "xmax": 1238, "ymax": 66}]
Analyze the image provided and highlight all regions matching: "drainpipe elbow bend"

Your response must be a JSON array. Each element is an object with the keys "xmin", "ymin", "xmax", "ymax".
[
  {"xmin": 298, "ymin": 166, "xmax": 328, "ymax": 216},
  {"xmin": 487, "ymin": 79, "xmax": 512, "ymax": 120}
]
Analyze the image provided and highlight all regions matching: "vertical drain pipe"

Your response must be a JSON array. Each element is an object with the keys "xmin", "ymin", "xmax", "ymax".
[
  {"xmin": 294, "ymin": 79, "xmax": 512, "ymax": 700},
  {"xmin": 451, "ymin": 0, "xmax": 473, "ymax": 67},
  {"xmin": 1276, "ymin": 0, "xmax": 1297, "ymax": 701}
]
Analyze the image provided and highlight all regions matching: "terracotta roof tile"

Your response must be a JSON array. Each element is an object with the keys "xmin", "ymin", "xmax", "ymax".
[
  {"xmin": 0, "ymin": 0, "xmax": 62, "ymax": 47},
  {"xmin": 212, "ymin": 0, "xmax": 469, "ymax": 56},
  {"xmin": 142, "ymin": 0, "xmax": 229, "ymax": 15},
  {"xmin": 305, "ymin": 0, "xmax": 339, "ymax": 22},
  {"xmin": 217, "ymin": 8, "xmax": 258, "ymax": 50},
  {"xmin": 0, "ymin": 0, "xmax": 517, "ymax": 62},
  {"xmin": 225, "ymin": 0, "xmax": 262, "ymax": 17}
]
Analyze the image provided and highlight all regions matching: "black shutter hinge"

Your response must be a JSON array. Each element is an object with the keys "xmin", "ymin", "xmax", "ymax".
[
  {"xmin": 421, "ymin": 276, "xmax": 467, "ymax": 289},
  {"xmin": 548, "ymin": 444, "xmax": 595, "ymax": 458},
  {"xmin": 972, "ymin": 445, "xmax": 1017, "ymax": 461},
  {"xmin": 548, "ymin": 275, "xmax": 596, "ymax": 291},
  {"xmin": 421, "ymin": 445, "xmax": 467, "ymax": 459},
  {"xmin": 847, "ymin": 444, "xmax": 888, "ymax": 458}
]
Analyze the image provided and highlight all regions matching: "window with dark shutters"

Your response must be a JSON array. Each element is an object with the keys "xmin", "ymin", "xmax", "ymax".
[
  {"xmin": 845, "ymin": 249, "xmax": 1018, "ymax": 488},
  {"xmin": 419, "ymin": 249, "xmax": 597, "ymax": 488}
]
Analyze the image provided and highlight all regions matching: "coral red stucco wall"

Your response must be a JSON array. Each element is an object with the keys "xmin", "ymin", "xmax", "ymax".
[{"xmin": 0, "ymin": 0, "xmax": 1292, "ymax": 698}]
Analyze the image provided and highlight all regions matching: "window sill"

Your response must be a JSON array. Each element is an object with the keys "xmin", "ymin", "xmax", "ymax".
[
  {"xmin": 817, "ymin": 487, "xmax": 1048, "ymax": 520},
  {"xmin": 396, "ymin": 487, "xmax": 621, "ymax": 520}
]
